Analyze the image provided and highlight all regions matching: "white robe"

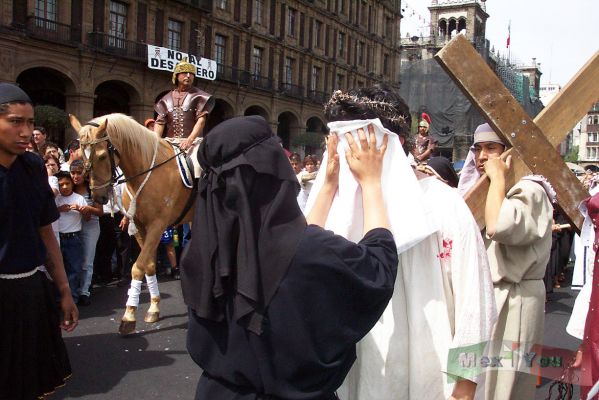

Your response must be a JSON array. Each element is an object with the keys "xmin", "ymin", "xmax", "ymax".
[
  {"xmin": 338, "ymin": 177, "xmax": 497, "ymax": 400},
  {"xmin": 568, "ymin": 201, "xmax": 595, "ymax": 340}
]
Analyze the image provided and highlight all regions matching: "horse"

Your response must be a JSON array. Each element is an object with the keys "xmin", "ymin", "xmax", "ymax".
[{"xmin": 69, "ymin": 113, "xmax": 195, "ymax": 336}]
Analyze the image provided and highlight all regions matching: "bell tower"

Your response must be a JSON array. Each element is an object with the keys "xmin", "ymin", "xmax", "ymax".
[{"xmin": 428, "ymin": 0, "xmax": 489, "ymax": 45}]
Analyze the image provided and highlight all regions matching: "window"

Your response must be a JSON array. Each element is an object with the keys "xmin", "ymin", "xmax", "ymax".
[
  {"xmin": 589, "ymin": 132, "xmax": 599, "ymax": 143},
  {"xmin": 254, "ymin": 0, "xmax": 264, "ymax": 25},
  {"xmin": 109, "ymin": 1, "xmax": 127, "ymax": 48},
  {"xmin": 168, "ymin": 19, "xmax": 183, "ymax": 51},
  {"xmin": 338, "ymin": 0, "xmax": 346, "ymax": 14},
  {"xmin": 311, "ymin": 66, "xmax": 321, "ymax": 91},
  {"xmin": 385, "ymin": 16, "xmax": 393, "ymax": 39},
  {"xmin": 216, "ymin": 0, "xmax": 228, "ymax": 10},
  {"xmin": 252, "ymin": 47, "xmax": 263, "ymax": 78},
  {"xmin": 314, "ymin": 20, "xmax": 323, "ymax": 48},
  {"xmin": 287, "ymin": 8, "xmax": 296, "ymax": 37},
  {"xmin": 35, "ymin": 0, "xmax": 57, "ymax": 30},
  {"xmin": 588, "ymin": 147, "xmax": 598, "ymax": 160},
  {"xmin": 335, "ymin": 73, "xmax": 344, "ymax": 89},
  {"xmin": 214, "ymin": 34, "xmax": 227, "ymax": 74},
  {"xmin": 338, "ymin": 32, "xmax": 345, "ymax": 57},
  {"xmin": 357, "ymin": 41, "xmax": 365, "ymax": 66},
  {"xmin": 383, "ymin": 53, "xmax": 389, "ymax": 75},
  {"xmin": 284, "ymin": 57, "xmax": 294, "ymax": 85}
]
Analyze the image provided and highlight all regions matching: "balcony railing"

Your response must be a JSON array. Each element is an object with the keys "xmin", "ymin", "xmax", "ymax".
[
  {"xmin": 250, "ymin": 75, "xmax": 273, "ymax": 91},
  {"xmin": 88, "ymin": 32, "xmax": 146, "ymax": 61},
  {"xmin": 189, "ymin": 0, "xmax": 213, "ymax": 11},
  {"xmin": 307, "ymin": 90, "xmax": 328, "ymax": 104},
  {"xmin": 216, "ymin": 65, "xmax": 251, "ymax": 85},
  {"xmin": 25, "ymin": 16, "xmax": 77, "ymax": 45},
  {"xmin": 279, "ymin": 83, "xmax": 304, "ymax": 98}
]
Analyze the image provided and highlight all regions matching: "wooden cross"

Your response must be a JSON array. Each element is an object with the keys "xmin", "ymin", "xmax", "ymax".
[{"xmin": 435, "ymin": 34, "xmax": 599, "ymax": 233}]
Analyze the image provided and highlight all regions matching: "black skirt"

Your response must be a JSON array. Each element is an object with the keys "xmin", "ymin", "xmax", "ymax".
[{"xmin": 0, "ymin": 271, "xmax": 72, "ymax": 400}]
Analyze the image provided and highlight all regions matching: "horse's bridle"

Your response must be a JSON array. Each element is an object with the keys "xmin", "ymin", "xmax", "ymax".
[
  {"xmin": 79, "ymin": 121, "xmax": 122, "ymax": 190},
  {"xmin": 80, "ymin": 120, "xmax": 184, "ymax": 190}
]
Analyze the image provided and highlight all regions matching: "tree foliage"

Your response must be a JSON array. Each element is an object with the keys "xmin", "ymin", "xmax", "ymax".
[
  {"xmin": 34, "ymin": 105, "xmax": 68, "ymax": 132},
  {"xmin": 564, "ymin": 146, "xmax": 579, "ymax": 163},
  {"xmin": 291, "ymin": 131, "xmax": 325, "ymax": 149}
]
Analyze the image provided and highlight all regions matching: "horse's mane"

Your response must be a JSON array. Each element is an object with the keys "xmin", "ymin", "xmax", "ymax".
[{"xmin": 87, "ymin": 113, "xmax": 163, "ymax": 165}]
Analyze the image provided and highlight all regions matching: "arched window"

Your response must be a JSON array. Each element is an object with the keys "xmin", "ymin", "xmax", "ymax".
[
  {"xmin": 448, "ymin": 18, "xmax": 457, "ymax": 38},
  {"xmin": 438, "ymin": 19, "xmax": 447, "ymax": 38},
  {"xmin": 458, "ymin": 18, "xmax": 467, "ymax": 34}
]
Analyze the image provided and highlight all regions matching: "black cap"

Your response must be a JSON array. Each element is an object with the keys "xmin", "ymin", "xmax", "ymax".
[{"xmin": 0, "ymin": 83, "xmax": 32, "ymax": 105}]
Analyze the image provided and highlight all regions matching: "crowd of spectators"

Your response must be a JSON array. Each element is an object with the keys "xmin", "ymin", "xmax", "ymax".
[{"xmin": 24, "ymin": 128, "xmax": 183, "ymax": 307}]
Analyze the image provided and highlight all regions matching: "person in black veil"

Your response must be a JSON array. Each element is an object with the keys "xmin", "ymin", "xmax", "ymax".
[{"xmin": 180, "ymin": 115, "xmax": 397, "ymax": 400}]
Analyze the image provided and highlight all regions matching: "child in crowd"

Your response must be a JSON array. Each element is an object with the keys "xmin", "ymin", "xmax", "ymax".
[
  {"xmin": 289, "ymin": 152, "xmax": 303, "ymax": 174},
  {"xmin": 70, "ymin": 161, "xmax": 103, "ymax": 306},
  {"xmin": 296, "ymin": 154, "xmax": 318, "ymax": 212},
  {"xmin": 55, "ymin": 171, "xmax": 88, "ymax": 302}
]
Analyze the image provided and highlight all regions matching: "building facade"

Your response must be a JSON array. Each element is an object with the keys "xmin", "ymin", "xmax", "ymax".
[
  {"xmin": 0, "ymin": 0, "xmax": 402, "ymax": 152},
  {"xmin": 579, "ymin": 101, "xmax": 599, "ymax": 170}
]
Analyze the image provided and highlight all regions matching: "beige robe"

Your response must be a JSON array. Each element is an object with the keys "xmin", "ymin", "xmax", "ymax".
[{"xmin": 483, "ymin": 180, "xmax": 553, "ymax": 400}]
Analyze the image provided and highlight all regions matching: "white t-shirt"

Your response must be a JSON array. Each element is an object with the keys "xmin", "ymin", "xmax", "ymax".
[
  {"xmin": 296, "ymin": 170, "xmax": 316, "ymax": 212},
  {"xmin": 55, "ymin": 192, "xmax": 87, "ymax": 233},
  {"xmin": 48, "ymin": 175, "xmax": 60, "ymax": 240}
]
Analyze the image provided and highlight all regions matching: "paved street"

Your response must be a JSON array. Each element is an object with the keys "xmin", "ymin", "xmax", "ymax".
[
  {"xmin": 49, "ymin": 270, "xmax": 584, "ymax": 400},
  {"xmin": 52, "ymin": 277, "xmax": 198, "ymax": 400}
]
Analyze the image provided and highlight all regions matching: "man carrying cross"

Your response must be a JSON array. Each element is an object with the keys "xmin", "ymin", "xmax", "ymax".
[
  {"xmin": 435, "ymin": 33, "xmax": 598, "ymax": 398},
  {"xmin": 458, "ymin": 123, "xmax": 554, "ymax": 399}
]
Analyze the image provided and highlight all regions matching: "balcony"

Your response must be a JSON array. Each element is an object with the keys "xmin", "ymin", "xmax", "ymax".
[
  {"xmin": 279, "ymin": 83, "xmax": 304, "ymax": 99},
  {"xmin": 250, "ymin": 75, "xmax": 273, "ymax": 91},
  {"xmin": 24, "ymin": 16, "xmax": 78, "ymax": 46},
  {"xmin": 189, "ymin": 0, "xmax": 213, "ymax": 11},
  {"xmin": 307, "ymin": 90, "xmax": 328, "ymax": 104},
  {"xmin": 216, "ymin": 65, "xmax": 251, "ymax": 85},
  {"xmin": 87, "ymin": 32, "xmax": 146, "ymax": 61}
]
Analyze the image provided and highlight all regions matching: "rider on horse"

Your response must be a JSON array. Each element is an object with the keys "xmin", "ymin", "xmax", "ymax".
[{"xmin": 153, "ymin": 59, "xmax": 214, "ymax": 156}]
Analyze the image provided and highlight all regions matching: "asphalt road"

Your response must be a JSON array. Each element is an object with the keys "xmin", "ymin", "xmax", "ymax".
[{"xmin": 48, "ymin": 270, "xmax": 584, "ymax": 400}]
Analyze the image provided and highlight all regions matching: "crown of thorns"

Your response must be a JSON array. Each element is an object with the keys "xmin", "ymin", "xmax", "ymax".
[{"xmin": 325, "ymin": 90, "xmax": 407, "ymax": 125}]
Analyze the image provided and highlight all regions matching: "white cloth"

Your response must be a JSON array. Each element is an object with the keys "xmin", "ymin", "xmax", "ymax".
[
  {"xmin": 305, "ymin": 118, "xmax": 438, "ymax": 253},
  {"xmin": 567, "ymin": 200, "xmax": 595, "ymax": 339},
  {"xmin": 339, "ymin": 177, "xmax": 497, "ymax": 400},
  {"xmin": 296, "ymin": 170, "xmax": 315, "ymax": 212},
  {"xmin": 48, "ymin": 176, "xmax": 60, "ymax": 241},
  {"xmin": 457, "ymin": 147, "xmax": 479, "ymax": 196},
  {"xmin": 55, "ymin": 192, "xmax": 87, "ymax": 233},
  {"xmin": 102, "ymin": 176, "xmax": 126, "ymax": 215},
  {"xmin": 572, "ymin": 201, "xmax": 594, "ymax": 290}
]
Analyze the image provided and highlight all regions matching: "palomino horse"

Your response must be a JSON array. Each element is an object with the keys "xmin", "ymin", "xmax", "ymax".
[{"xmin": 70, "ymin": 113, "xmax": 195, "ymax": 335}]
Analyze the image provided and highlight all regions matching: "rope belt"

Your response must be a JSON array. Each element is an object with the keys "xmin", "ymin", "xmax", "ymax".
[{"xmin": 0, "ymin": 267, "xmax": 40, "ymax": 280}]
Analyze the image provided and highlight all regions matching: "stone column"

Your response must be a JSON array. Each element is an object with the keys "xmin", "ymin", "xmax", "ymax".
[
  {"xmin": 64, "ymin": 92, "xmax": 95, "ymax": 142},
  {"xmin": 130, "ymin": 103, "xmax": 154, "ymax": 123}
]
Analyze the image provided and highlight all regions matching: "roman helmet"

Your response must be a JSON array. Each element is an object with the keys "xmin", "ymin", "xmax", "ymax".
[{"xmin": 172, "ymin": 58, "xmax": 197, "ymax": 85}]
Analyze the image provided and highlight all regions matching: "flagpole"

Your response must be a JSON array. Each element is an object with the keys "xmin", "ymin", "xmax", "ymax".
[{"xmin": 507, "ymin": 20, "xmax": 511, "ymax": 64}]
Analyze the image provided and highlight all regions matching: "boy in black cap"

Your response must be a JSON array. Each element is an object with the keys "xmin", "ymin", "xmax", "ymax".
[{"xmin": 0, "ymin": 83, "xmax": 78, "ymax": 399}]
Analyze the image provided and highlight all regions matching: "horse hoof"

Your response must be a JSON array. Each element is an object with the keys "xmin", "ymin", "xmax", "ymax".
[
  {"xmin": 119, "ymin": 320, "xmax": 137, "ymax": 336},
  {"xmin": 144, "ymin": 312, "xmax": 160, "ymax": 323}
]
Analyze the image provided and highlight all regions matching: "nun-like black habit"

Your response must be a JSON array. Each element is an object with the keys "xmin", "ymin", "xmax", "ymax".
[{"xmin": 181, "ymin": 116, "xmax": 398, "ymax": 400}]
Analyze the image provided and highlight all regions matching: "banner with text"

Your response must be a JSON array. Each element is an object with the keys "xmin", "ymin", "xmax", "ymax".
[{"xmin": 147, "ymin": 45, "xmax": 217, "ymax": 81}]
